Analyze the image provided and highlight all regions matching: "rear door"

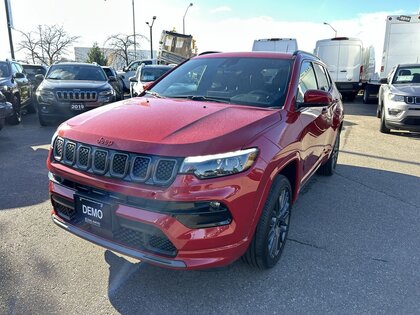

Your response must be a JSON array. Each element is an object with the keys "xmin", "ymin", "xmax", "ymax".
[
  {"xmin": 337, "ymin": 40, "xmax": 362, "ymax": 84},
  {"xmin": 316, "ymin": 42, "xmax": 340, "ymax": 82}
]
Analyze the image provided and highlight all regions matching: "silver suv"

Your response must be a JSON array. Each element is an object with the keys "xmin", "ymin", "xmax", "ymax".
[{"xmin": 377, "ymin": 64, "xmax": 420, "ymax": 133}]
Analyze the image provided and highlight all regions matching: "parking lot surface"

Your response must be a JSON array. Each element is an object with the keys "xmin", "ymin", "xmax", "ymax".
[{"xmin": 1, "ymin": 98, "xmax": 419, "ymax": 314}]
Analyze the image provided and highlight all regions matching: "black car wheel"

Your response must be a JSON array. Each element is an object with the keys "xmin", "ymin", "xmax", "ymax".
[
  {"xmin": 318, "ymin": 131, "xmax": 340, "ymax": 176},
  {"xmin": 242, "ymin": 175, "xmax": 292, "ymax": 269},
  {"xmin": 379, "ymin": 108, "xmax": 391, "ymax": 134},
  {"xmin": 6, "ymin": 95, "xmax": 22, "ymax": 125}
]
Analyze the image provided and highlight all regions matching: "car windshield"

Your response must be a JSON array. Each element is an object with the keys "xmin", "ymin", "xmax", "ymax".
[
  {"xmin": 150, "ymin": 57, "xmax": 292, "ymax": 108},
  {"xmin": 140, "ymin": 67, "xmax": 172, "ymax": 82},
  {"xmin": 392, "ymin": 66, "xmax": 420, "ymax": 84},
  {"xmin": 22, "ymin": 65, "xmax": 47, "ymax": 79},
  {"xmin": 0, "ymin": 62, "xmax": 11, "ymax": 77},
  {"xmin": 46, "ymin": 64, "xmax": 107, "ymax": 81}
]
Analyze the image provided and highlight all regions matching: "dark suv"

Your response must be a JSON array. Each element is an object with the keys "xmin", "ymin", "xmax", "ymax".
[
  {"xmin": 48, "ymin": 51, "xmax": 344, "ymax": 270},
  {"xmin": 0, "ymin": 60, "xmax": 33, "ymax": 124},
  {"xmin": 36, "ymin": 62, "xmax": 117, "ymax": 126}
]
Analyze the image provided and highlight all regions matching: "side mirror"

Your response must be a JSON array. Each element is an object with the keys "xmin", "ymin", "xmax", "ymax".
[
  {"xmin": 14, "ymin": 72, "xmax": 25, "ymax": 79},
  {"xmin": 301, "ymin": 90, "xmax": 333, "ymax": 107},
  {"xmin": 379, "ymin": 78, "xmax": 388, "ymax": 84},
  {"xmin": 129, "ymin": 76, "xmax": 137, "ymax": 83},
  {"xmin": 35, "ymin": 74, "xmax": 45, "ymax": 82},
  {"xmin": 108, "ymin": 75, "xmax": 117, "ymax": 82}
]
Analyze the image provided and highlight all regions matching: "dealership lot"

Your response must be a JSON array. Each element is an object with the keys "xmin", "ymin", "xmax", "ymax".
[{"xmin": 0, "ymin": 98, "xmax": 419, "ymax": 314}]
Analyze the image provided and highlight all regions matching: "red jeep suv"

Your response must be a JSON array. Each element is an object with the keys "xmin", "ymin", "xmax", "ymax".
[{"xmin": 48, "ymin": 51, "xmax": 343, "ymax": 269}]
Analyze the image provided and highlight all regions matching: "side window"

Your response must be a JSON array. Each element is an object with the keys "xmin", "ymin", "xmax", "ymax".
[
  {"xmin": 128, "ymin": 62, "xmax": 139, "ymax": 72},
  {"xmin": 313, "ymin": 63, "xmax": 331, "ymax": 91},
  {"xmin": 296, "ymin": 61, "xmax": 317, "ymax": 103}
]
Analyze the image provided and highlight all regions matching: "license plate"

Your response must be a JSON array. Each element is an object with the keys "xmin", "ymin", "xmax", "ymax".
[
  {"xmin": 74, "ymin": 195, "xmax": 112, "ymax": 229},
  {"xmin": 71, "ymin": 103, "xmax": 85, "ymax": 111}
]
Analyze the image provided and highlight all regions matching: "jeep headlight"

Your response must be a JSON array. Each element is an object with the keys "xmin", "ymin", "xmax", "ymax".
[
  {"xmin": 99, "ymin": 89, "xmax": 115, "ymax": 97},
  {"xmin": 179, "ymin": 148, "xmax": 258, "ymax": 179},
  {"xmin": 388, "ymin": 93, "xmax": 404, "ymax": 102},
  {"xmin": 36, "ymin": 89, "xmax": 55, "ymax": 102}
]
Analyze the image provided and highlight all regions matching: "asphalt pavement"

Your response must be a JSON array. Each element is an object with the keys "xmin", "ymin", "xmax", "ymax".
[{"xmin": 0, "ymin": 98, "xmax": 419, "ymax": 314}]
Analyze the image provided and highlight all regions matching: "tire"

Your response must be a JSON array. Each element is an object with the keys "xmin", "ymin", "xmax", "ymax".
[
  {"xmin": 379, "ymin": 108, "xmax": 391, "ymax": 134},
  {"xmin": 38, "ymin": 112, "xmax": 49, "ymax": 126},
  {"xmin": 26, "ymin": 97, "xmax": 37, "ymax": 114},
  {"xmin": 318, "ymin": 131, "xmax": 340, "ymax": 176},
  {"xmin": 242, "ymin": 175, "xmax": 292, "ymax": 269},
  {"xmin": 5, "ymin": 95, "xmax": 22, "ymax": 125},
  {"xmin": 363, "ymin": 86, "xmax": 371, "ymax": 104}
]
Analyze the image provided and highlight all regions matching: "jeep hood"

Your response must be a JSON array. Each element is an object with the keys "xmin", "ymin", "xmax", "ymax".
[
  {"xmin": 390, "ymin": 84, "xmax": 420, "ymax": 96},
  {"xmin": 59, "ymin": 97, "xmax": 280, "ymax": 156},
  {"xmin": 40, "ymin": 79, "xmax": 110, "ymax": 90}
]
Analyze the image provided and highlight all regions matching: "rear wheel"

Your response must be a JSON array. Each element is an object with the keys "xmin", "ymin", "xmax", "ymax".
[
  {"xmin": 242, "ymin": 175, "xmax": 292, "ymax": 269},
  {"xmin": 363, "ymin": 86, "xmax": 371, "ymax": 104},
  {"xmin": 379, "ymin": 108, "xmax": 391, "ymax": 134},
  {"xmin": 318, "ymin": 131, "xmax": 340, "ymax": 176},
  {"xmin": 6, "ymin": 95, "xmax": 22, "ymax": 125}
]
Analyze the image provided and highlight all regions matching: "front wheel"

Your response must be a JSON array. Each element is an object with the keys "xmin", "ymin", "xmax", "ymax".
[
  {"xmin": 379, "ymin": 108, "xmax": 390, "ymax": 134},
  {"xmin": 242, "ymin": 175, "xmax": 292, "ymax": 269},
  {"xmin": 318, "ymin": 131, "xmax": 340, "ymax": 176},
  {"xmin": 6, "ymin": 95, "xmax": 22, "ymax": 125}
]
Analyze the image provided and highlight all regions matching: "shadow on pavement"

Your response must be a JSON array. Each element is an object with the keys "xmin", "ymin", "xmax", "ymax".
[
  {"xmin": 343, "ymin": 97, "xmax": 377, "ymax": 117},
  {"xmin": 103, "ymin": 165, "xmax": 420, "ymax": 314}
]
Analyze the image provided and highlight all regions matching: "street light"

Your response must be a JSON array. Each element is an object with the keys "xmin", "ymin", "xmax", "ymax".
[
  {"xmin": 146, "ymin": 16, "xmax": 156, "ymax": 59},
  {"xmin": 105, "ymin": 0, "xmax": 137, "ymax": 59},
  {"xmin": 323, "ymin": 22, "xmax": 337, "ymax": 37},
  {"xmin": 183, "ymin": 3, "xmax": 193, "ymax": 34}
]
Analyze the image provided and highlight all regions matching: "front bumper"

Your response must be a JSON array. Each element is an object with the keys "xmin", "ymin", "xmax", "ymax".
[
  {"xmin": 384, "ymin": 101, "xmax": 420, "ymax": 132},
  {"xmin": 37, "ymin": 99, "xmax": 114, "ymax": 120}
]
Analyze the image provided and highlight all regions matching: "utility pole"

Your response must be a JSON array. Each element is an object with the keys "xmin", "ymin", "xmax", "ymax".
[
  {"xmin": 132, "ymin": 0, "xmax": 137, "ymax": 60},
  {"xmin": 4, "ymin": 0, "xmax": 15, "ymax": 59},
  {"xmin": 146, "ymin": 16, "xmax": 156, "ymax": 59}
]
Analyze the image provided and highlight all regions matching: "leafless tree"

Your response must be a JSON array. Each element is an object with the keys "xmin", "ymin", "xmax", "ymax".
[
  {"xmin": 17, "ymin": 25, "xmax": 79, "ymax": 65},
  {"xmin": 104, "ymin": 33, "xmax": 146, "ymax": 67}
]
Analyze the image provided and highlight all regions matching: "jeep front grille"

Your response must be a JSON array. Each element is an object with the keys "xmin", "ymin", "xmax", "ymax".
[
  {"xmin": 52, "ymin": 137, "xmax": 180, "ymax": 186},
  {"xmin": 405, "ymin": 96, "xmax": 420, "ymax": 105},
  {"xmin": 56, "ymin": 90, "xmax": 98, "ymax": 102}
]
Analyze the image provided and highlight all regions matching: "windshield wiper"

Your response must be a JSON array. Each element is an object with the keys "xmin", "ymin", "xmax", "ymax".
[
  {"xmin": 172, "ymin": 95, "xmax": 230, "ymax": 103},
  {"xmin": 144, "ymin": 90, "xmax": 165, "ymax": 98}
]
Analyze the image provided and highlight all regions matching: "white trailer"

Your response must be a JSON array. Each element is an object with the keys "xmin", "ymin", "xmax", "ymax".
[{"xmin": 363, "ymin": 14, "xmax": 420, "ymax": 103}]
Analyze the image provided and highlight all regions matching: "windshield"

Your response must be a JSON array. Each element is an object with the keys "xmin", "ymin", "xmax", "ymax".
[
  {"xmin": 46, "ymin": 64, "xmax": 107, "ymax": 81},
  {"xmin": 150, "ymin": 57, "xmax": 292, "ymax": 108},
  {"xmin": 0, "ymin": 62, "xmax": 11, "ymax": 77},
  {"xmin": 140, "ymin": 67, "xmax": 172, "ymax": 82},
  {"xmin": 392, "ymin": 66, "xmax": 420, "ymax": 84}
]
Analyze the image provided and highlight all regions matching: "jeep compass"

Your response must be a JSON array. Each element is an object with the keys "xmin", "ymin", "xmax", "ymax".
[{"xmin": 48, "ymin": 51, "xmax": 344, "ymax": 269}]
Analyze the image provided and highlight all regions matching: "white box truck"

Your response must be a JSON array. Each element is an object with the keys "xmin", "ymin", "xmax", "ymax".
[
  {"xmin": 363, "ymin": 14, "xmax": 420, "ymax": 103},
  {"xmin": 252, "ymin": 38, "xmax": 298, "ymax": 53},
  {"xmin": 314, "ymin": 37, "xmax": 364, "ymax": 101}
]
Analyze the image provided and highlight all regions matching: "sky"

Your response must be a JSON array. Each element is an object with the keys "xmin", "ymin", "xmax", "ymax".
[{"xmin": 1, "ymin": 0, "xmax": 420, "ymax": 71}]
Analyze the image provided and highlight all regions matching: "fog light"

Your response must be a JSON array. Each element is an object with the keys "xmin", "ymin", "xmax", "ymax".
[{"xmin": 388, "ymin": 108, "xmax": 402, "ymax": 116}]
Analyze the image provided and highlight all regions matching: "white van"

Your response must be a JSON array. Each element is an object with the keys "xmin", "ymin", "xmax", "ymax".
[
  {"xmin": 252, "ymin": 38, "xmax": 298, "ymax": 53},
  {"xmin": 314, "ymin": 37, "xmax": 363, "ymax": 100}
]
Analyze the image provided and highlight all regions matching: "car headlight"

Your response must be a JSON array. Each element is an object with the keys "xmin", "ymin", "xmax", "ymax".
[
  {"xmin": 388, "ymin": 93, "xmax": 404, "ymax": 102},
  {"xmin": 36, "ymin": 89, "xmax": 55, "ymax": 102},
  {"xmin": 99, "ymin": 89, "xmax": 115, "ymax": 97},
  {"xmin": 179, "ymin": 148, "xmax": 259, "ymax": 179}
]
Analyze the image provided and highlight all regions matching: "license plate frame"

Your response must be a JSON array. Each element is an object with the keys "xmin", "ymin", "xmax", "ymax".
[
  {"xmin": 71, "ymin": 103, "xmax": 85, "ymax": 111},
  {"xmin": 74, "ymin": 194, "xmax": 112, "ymax": 229}
]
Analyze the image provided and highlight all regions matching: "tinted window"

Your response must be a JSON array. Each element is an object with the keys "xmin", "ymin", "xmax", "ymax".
[
  {"xmin": 0, "ymin": 62, "xmax": 10, "ymax": 77},
  {"xmin": 22, "ymin": 65, "xmax": 47, "ymax": 79},
  {"xmin": 47, "ymin": 65, "xmax": 107, "ymax": 81},
  {"xmin": 151, "ymin": 57, "xmax": 292, "ymax": 108},
  {"xmin": 296, "ymin": 61, "xmax": 317, "ymax": 103},
  {"xmin": 102, "ymin": 67, "xmax": 113, "ymax": 77},
  {"xmin": 140, "ymin": 67, "xmax": 172, "ymax": 82},
  {"xmin": 313, "ymin": 63, "xmax": 331, "ymax": 91}
]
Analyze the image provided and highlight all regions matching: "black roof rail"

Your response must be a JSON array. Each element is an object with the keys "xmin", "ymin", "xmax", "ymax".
[
  {"xmin": 198, "ymin": 51, "xmax": 221, "ymax": 56},
  {"xmin": 292, "ymin": 50, "xmax": 320, "ymax": 60}
]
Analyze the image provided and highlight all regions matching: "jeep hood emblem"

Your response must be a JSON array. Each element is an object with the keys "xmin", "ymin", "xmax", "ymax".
[{"xmin": 97, "ymin": 137, "xmax": 114, "ymax": 146}]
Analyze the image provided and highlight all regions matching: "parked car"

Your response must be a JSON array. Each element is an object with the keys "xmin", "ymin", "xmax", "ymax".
[
  {"xmin": 117, "ymin": 59, "xmax": 157, "ymax": 90},
  {"xmin": 0, "ymin": 91, "xmax": 13, "ymax": 131},
  {"xmin": 21, "ymin": 64, "xmax": 48, "ymax": 98},
  {"xmin": 377, "ymin": 63, "xmax": 420, "ymax": 133},
  {"xmin": 129, "ymin": 64, "xmax": 174, "ymax": 97},
  {"xmin": 35, "ymin": 62, "xmax": 117, "ymax": 126},
  {"xmin": 0, "ymin": 59, "xmax": 34, "ymax": 124},
  {"xmin": 101, "ymin": 66, "xmax": 124, "ymax": 101},
  {"xmin": 47, "ymin": 51, "xmax": 344, "ymax": 270}
]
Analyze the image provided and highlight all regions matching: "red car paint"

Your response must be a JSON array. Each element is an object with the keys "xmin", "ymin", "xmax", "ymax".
[{"xmin": 48, "ymin": 51, "xmax": 344, "ymax": 269}]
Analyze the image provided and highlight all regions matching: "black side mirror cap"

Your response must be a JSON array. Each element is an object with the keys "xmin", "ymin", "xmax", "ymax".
[
  {"xmin": 379, "ymin": 78, "xmax": 388, "ymax": 84},
  {"xmin": 14, "ymin": 72, "xmax": 25, "ymax": 79},
  {"xmin": 35, "ymin": 74, "xmax": 45, "ymax": 82},
  {"xmin": 129, "ymin": 76, "xmax": 137, "ymax": 83}
]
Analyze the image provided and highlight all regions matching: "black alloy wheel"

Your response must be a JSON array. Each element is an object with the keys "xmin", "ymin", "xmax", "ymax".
[{"xmin": 318, "ymin": 131, "xmax": 340, "ymax": 176}]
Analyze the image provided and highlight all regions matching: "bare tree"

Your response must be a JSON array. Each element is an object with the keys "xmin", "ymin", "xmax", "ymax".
[
  {"xmin": 17, "ymin": 25, "xmax": 79, "ymax": 65},
  {"xmin": 104, "ymin": 33, "xmax": 146, "ymax": 67}
]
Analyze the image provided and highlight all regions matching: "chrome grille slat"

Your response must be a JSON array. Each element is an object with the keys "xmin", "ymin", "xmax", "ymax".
[
  {"xmin": 53, "ymin": 138, "xmax": 179, "ymax": 186},
  {"xmin": 55, "ymin": 90, "xmax": 98, "ymax": 102}
]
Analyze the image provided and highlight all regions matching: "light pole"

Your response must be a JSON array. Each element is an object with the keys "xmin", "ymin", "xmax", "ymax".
[
  {"xmin": 4, "ymin": 0, "xmax": 15, "ymax": 59},
  {"xmin": 183, "ymin": 3, "xmax": 193, "ymax": 34},
  {"xmin": 146, "ymin": 16, "xmax": 156, "ymax": 59},
  {"xmin": 323, "ymin": 22, "xmax": 337, "ymax": 37}
]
